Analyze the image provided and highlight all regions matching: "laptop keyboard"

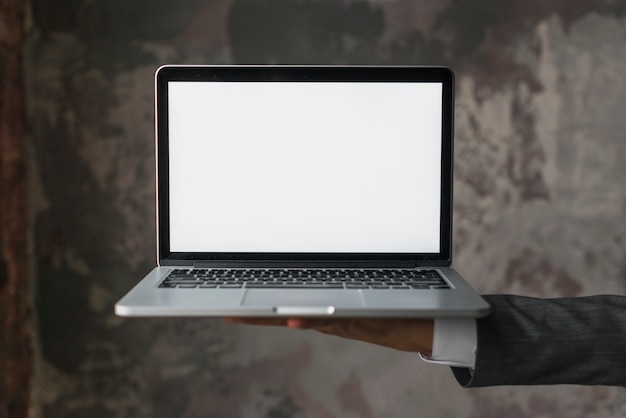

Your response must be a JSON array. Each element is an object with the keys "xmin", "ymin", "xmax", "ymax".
[{"xmin": 159, "ymin": 269, "xmax": 450, "ymax": 290}]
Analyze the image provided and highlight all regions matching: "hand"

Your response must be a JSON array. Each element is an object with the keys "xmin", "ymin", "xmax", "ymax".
[{"xmin": 225, "ymin": 317, "xmax": 434, "ymax": 354}]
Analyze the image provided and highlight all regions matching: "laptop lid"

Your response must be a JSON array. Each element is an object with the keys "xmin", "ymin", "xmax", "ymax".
[{"xmin": 155, "ymin": 66, "xmax": 454, "ymax": 267}]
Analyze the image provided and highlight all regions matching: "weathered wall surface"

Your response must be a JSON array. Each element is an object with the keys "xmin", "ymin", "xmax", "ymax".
[
  {"xmin": 1, "ymin": 0, "xmax": 32, "ymax": 417},
  {"xmin": 24, "ymin": 1, "xmax": 625, "ymax": 417}
]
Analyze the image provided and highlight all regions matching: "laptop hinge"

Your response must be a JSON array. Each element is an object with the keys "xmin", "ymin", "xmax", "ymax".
[{"xmin": 191, "ymin": 261, "xmax": 419, "ymax": 269}]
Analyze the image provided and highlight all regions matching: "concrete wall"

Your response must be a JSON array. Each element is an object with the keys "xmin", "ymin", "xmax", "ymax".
[
  {"xmin": 25, "ymin": 1, "xmax": 626, "ymax": 417},
  {"xmin": 0, "ymin": 0, "xmax": 31, "ymax": 416}
]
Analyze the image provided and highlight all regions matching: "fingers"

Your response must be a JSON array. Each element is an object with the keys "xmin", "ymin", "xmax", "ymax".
[
  {"xmin": 225, "ymin": 317, "xmax": 376, "ymax": 335},
  {"xmin": 225, "ymin": 317, "xmax": 434, "ymax": 352},
  {"xmin": 285, "ymin": 318, "xmax": 332, "ymax": 329},
  {"xmin": 224, "ymin": 317, "xmax": 334, "ymax": 329},
  {"xmin": 224, "ymin": 317, "xmax": 290, "ymax": 327}
]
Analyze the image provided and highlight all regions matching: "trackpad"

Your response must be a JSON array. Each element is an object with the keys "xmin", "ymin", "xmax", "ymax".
[{"xmin": 242, "ymin": 290, "xmax": 366, "ymax": 310}]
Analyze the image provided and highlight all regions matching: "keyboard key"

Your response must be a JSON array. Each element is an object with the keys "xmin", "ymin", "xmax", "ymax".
[
  {"xmin": 245, "ymin": 284, "xmax": 344, "ymax": 289},
  {"xmin": 159, "ymin": 283, "xmax": 177, "ymax": 288},
  {"xmin": 346, "ymin": 284, "xmax": 369, "ymax": 289},
  {"xmin": 411, "ymin": 284, "xmax": 430, "ymax": 289}
]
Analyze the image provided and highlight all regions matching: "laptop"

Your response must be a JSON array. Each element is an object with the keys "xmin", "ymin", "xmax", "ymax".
[{"xmin": 115, "ymin": 65, "xmax": 490, "ymax": 318}]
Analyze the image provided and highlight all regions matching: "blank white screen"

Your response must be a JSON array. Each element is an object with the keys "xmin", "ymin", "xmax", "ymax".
[{"xmin": 168, "ymin": 81, "xmax": 442, "ymax": 253}]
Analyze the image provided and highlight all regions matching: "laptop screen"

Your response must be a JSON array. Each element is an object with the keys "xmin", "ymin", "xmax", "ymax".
[{"xmin": 157, "ymin": 66, "xmax": 453, "ymax": 263}]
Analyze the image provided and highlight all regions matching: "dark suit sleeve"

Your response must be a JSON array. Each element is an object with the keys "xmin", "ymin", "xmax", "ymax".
[{"xmin": 451, "ymin": 294, "xmax": 626, "ymax": 387}]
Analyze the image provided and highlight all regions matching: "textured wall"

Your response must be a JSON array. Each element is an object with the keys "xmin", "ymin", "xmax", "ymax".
[
  {"xmin": 25, "ymin": 1, "xmax": 626, "ymax": 417},
  {"xmin": 1, "ymin": 0, "xmax": 32, "ymax": 416}
]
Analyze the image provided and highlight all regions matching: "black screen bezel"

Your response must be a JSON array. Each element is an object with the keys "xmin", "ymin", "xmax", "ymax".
[{"xmin": 156, "ymin": 65, "xmax": 454, "ymax": 265}]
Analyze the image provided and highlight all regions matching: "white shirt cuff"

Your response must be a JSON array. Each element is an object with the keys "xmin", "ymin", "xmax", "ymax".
[{"xmin": 419, "ymin": 318, "xmax": 477, "ymax": 369}]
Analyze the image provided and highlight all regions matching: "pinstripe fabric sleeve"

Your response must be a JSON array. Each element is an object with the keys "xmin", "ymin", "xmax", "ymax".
[{"xmin": 452, "ymin": 294, "xmax": 626, "ymax": 387}]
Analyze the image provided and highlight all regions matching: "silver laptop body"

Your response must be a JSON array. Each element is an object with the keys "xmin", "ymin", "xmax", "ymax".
[{"xmin": 115, "ymin": 65, "xmax": 490, "ymax": 318}]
